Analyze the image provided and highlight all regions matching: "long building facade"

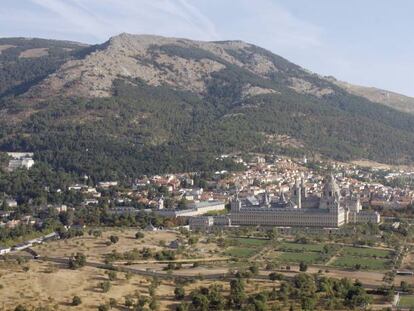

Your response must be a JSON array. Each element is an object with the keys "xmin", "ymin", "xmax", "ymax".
[{"xmin": 230, "ymin": 175, "xmax": 379, "ymax": 228}]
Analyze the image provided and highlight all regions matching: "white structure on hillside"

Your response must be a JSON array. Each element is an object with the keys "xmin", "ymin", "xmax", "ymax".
[{"xmin": 7, "ymin": 152, "xmax": 34, "ymax": 171}]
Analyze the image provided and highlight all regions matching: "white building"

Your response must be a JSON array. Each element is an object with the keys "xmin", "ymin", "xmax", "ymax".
[
  {"xmin": 0, "ymin": 247, "xmax": 11, "ymax": 255},
  {"xmin": 98, "ymin": 181, "xmax": 118, "ymax": 188},
  {"xmin": 0, "ymin": 198, "xmax": 17, "ymax": 208},
  {"xmin": 7, "ymin": 152, "xmax": 35, "ymax": 171}
]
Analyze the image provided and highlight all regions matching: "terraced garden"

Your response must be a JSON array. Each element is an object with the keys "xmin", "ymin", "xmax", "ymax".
[
  {"xmin": 276, "ymin": 251, "xmax": 325, "ymax": 264},
  {"xmin": 330, "ymin": 256, "xmax": 391, "ymax": 270},
  {"xmin": 277, "ymin": 242, "xmax": 326, "ymax": 253},
  {"xmin": 224, "ymin": 237, "xmax": 269, "ymax": 258},
  {"xmin": 329, "ymin": 246, "xmax": 394, "ymax": 270},
  {"xmin": 222, "ymin": 237, "xmax": 396, "ymax": 271},
  {"xmin": 225, "ymin": 247, "xmax": 258, "ymax": 258},
  {"xmin": 341, "ymin": 246, "xmax": 393, "ymax": 258}
]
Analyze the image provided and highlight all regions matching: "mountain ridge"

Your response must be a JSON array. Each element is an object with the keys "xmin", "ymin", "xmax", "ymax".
[
  {"xmin": 328, "ymin": 77, "xmax": 414, "ymax": 114},
  {"xmin": 3, "ymin": 33, "xmax": 414, "ymax": 109}
]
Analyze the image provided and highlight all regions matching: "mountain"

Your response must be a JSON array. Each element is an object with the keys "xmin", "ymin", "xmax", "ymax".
[
  {"xmin": 328, "ymin": 77, "xmax": 414, "ymax": 114},
  {"xmin": 0, "ymin": 37, "xmax": 87, "ymax": 99},
  {"xmin": 1, "ymin": 33, "xmax": 414, "ymax": 179}
]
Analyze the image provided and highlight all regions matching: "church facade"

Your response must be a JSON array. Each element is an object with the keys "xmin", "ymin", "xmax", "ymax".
[{"xmin": 230, "ymin": 175, "xmax": 380, "ymax": 228}]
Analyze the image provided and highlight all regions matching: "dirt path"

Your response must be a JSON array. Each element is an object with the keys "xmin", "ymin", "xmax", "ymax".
[
  {"xmin": 325, "ymin": 254, "xmax": 338, "ymax": 266},
  {"xmin": 115, "ymin": 256, "xmax": 230, "ymax": 265}
]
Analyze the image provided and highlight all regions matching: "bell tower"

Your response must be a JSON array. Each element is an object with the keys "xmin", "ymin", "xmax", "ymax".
[
  {"xmin": 319, "ymin": 174, "xmax": 340, "ymax": 210},
  {"xmin": 291, "ymin": 178, "xmax": 302, "ymax": 209},
  {"xmin": 301, "ymin": 178, "xmax": 307, "ymax": 199}
]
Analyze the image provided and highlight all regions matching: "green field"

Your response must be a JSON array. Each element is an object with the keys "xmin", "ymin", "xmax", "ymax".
[
  {"xmin": 225, "ymin": 247, "xmax": 257, "ymax": 258},
  {"xmin": 276, "ymin": 251, "xmax": 326, "ymax": 264},
  {"xmin": 224, "ymin": 238, "xmax": 268, "ymax": 258},
  {"xmin": 399, "ymin": 295, "xmax": 414, "ymax": 308},
  {"xmin": 277, "ymin": 242, "xmax": 325, "ymax": 253},
  {"xmin": 331, "ymin": 255, "xmax": 391, "ymax": 270},
  {"xmin": 228, "ymin": 238, "xmax": 269, "ymax": 247},
  {"xmin": 341, "ymin": 246, "xmax": 393, "ymax": 258}
]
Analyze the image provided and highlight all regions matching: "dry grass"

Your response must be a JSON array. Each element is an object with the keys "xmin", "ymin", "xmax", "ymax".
[
  {"xmin": 0, "ymin": 44, "xmax": 16, "ymax": 54},
  {"xmin": 19, "ymin": 48, "xmax": 49, "ymax": 58},
  {"xmin": 34, "ymin": 228, "xmax": 179, "ymax": 263},
  {"xmin": 0, "ymin": 259, "xmax": 194, "ymax": 310}
]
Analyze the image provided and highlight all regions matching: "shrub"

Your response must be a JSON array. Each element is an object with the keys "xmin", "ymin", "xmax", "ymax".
[
  {"xmin": 174, "ymin": 286, "xmax": 185, "ymax": 299},
  {"xmin": 68, "ymin": 253, "xmax": 86, "ymax": 269},
  {"xmin": 135, "ymin": 232, "xmax": 145, "ymax": 239},
  {"xmin": 109, "ymin": 235, "xmax": 119, "ymax": 244},
  {"xmin": 72, "ymin": 296, "xmax": 82, "ymax": 306},
  {"xmin": 97, "ymin": 304, "xmax": 109, "ymax": 311},
  {"xmin": 99, "ymin": 281, "xmax": 111, "ymax": 293}
]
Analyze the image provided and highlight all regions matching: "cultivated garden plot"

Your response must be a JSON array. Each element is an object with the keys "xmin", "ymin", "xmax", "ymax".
[
  {"xmin": 398, "ymin": 295, "xmax": 414, "ymax": 309},
  {"xmin": 221, "ymin": 237, "xmax": 397, "ymax": 272},
  {"xmin": 224, "ymin": 237, "xmax": 269, "ymax": 258},
  {"xmin": 329, "ymin": 246, "xmax": 394, "ymax": 271}
]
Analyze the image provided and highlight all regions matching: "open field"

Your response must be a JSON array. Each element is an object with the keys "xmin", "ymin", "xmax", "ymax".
[
  {"xmin": 262, "ymin": 241, "xmax": 331, "ymax": 265},
  {"xmin": 221, "ymin": 237, "xmax": 397, "ymax": 272},
  {"xmin": 330, "ymin": 255, "xmax": 391, "ymax": 270},
  {"xmin": 225, "ymin": 246, "xmax": 257, "ymax": 258},
  {"xmin": 33, "ymin": 228, "xmax": 225, "ymax": 264},
  {"xmin": 275, "ymin": 251, "xmax": 325, "ymax": 264},
  {"xmin": 277, "ymin": 242, "xmax": 325, "ymax": 252},
  {"xmin": 33, "ymin": 228, "xmax": 181, "ymax": 263},
  {"xmin": 0, "ymin": 231, "xmax": 396, "ymax": 310},
  {"xmin": 350, "ymin": 159, "xmax": 392, "ymax": 170},
  {"xmin": 0, "ymin": 257, "xmax": 282, "ymax": 311},
  {"xmin": 0, "ymin": 260, "xmax": 175, "ymax": 311},
  {"xmin": 305, "ymin": 266, "xmax": 386, "ymax": 287},
  {"xmin": 328, "ymin": 245, "xmax": 394, "ymax": 271},
  {"xmin": 341, "ymin": 246, "xmax": 393, "ymax": 258},
  {"xmin": 224, "ymin": 237, "xmax": 268, "ymax": 258},
  {"xmin": 229, "ymin": 237, "xmax": 269, "ymax": 247},
  {"xmin": 399, "ymin": 295, "xmax": 414, "ymax": 308}
]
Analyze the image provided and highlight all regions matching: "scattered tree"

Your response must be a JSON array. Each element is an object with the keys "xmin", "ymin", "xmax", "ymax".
[{"xmin": 72, "ymin": 296, "xmax": 82, "ymax": 306}]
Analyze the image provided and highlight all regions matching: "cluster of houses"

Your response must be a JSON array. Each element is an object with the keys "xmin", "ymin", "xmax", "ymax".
[
  {"xmin": 52, "ymin": 155, "xmax": 414, "ymax": 232},
  {"xmin": 3, "ymin": 152, "xmax": 414, "ymax": 240},
  {"xmin": 0, "ymin": 204, "xmax": 69, "ymax": 229}
]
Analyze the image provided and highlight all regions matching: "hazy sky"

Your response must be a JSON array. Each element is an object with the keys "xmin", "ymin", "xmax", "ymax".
[{"xmin": 1, "ymin": 0, "xmax": 413, "ymax": 96}]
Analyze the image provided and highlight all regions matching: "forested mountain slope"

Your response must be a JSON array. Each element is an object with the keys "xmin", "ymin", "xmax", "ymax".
[
  {"xmin": 0, "ymin": 37, "xmax": 87, "ymax": 99},
  {"xmin": 1, "ymin": 34, "xmax": 414, "ymax": 179}
]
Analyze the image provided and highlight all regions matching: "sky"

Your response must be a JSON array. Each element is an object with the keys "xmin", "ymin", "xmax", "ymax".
[{"xmin": 1, "ymin": 0, "xmax": 413, "ymax": 96}]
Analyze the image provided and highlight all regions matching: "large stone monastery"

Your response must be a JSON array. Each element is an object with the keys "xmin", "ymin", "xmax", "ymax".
[{"xmin": 230, "ymin": 175, "xmax": 380, "ymax": 228}]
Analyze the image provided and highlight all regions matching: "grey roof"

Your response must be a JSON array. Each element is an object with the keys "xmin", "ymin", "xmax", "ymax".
[{"xmin": 246, "ymin": 196, "xmax": 260, "ymax": 206}]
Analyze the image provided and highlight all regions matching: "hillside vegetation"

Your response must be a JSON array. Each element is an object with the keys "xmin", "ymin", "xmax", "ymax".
[{"xmin": 1, "ymin": 34, "xmax": 414, "ymax": 179}]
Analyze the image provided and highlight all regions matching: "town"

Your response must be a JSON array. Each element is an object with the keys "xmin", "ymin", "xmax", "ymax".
[{"xmin": 1, "ymin": 152, "xmax": 414, "ymax": 310}]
